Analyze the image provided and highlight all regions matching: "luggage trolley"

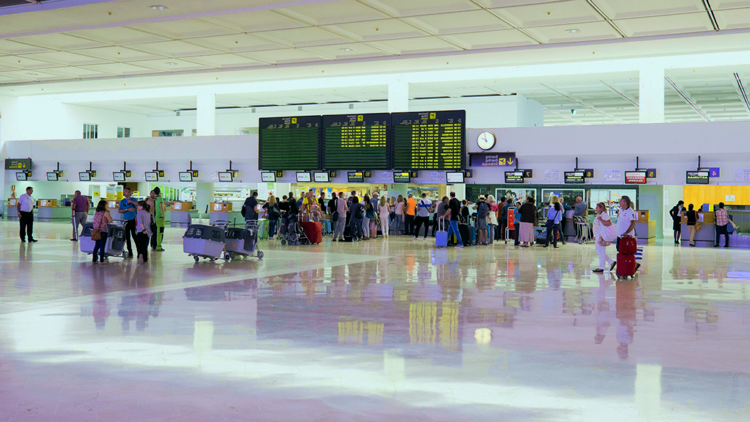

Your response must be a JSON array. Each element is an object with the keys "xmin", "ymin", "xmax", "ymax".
[
  {"xmin": 183, "ymin": 223, "xmax": 227, "ymax": 262},
  {"xmin": 574, "ymin": 216, "xmax": 593, "ymax": 244},
  {"xmin": 80, "ymin": 222, "xmax": 127, "ymax": 259},
  {"xmin": 224, "ymin": 220, "xmax": 264, "ymax": 261}
]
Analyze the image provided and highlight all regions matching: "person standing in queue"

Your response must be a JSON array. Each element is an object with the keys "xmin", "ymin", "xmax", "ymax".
[
  {"xmin": 715, "ymin": 202, "xmax": 730, "ymax": 248},
  {"xmin": 135, "ymin": 201, "xmax": 152, "ymax": 263},
  {"xmin": 669, "ymin": 200, "xmax": 685, "ymax": 245},
  {"xmin": 394, "ymin": 195, "xmax": 405, "ymax": 235},
  {"xmin": 379, "ymin": 196, "xmax": 390, "ymax": 240},
  {"xmin": 318, "ymin": 191, "xmax": 327, "ymax": 219},
  {"xmin": 441, "ymin": 192, "xmax": 463, "ymax": 249},
  {"xmin": 70, "ymin": 190, "xmax": 89, "ymax": 241},
  {"xmin": 118, "ymin": 187, "xmax": 138, "ymax": 258},
  {"xmin": 432, "ymin": 196, "xmax": 449, "ymax": 237},
  {"xmin": 147, "ymin": 190, "xmax": 157, "ymax": 250},
  {"xmin": 518, "ymin": 197, "xmax": 537, "ymax": 247},
  {"xmin": 513, "ymin": 201, "xmax": 522, "ymax": 246},
  {"xmin": 333, "ymin": 192, "xmax": 348, "ymax": 242},
  {"xmin": 91, "ymin": 200, "xmax": 113, "ymax": 263},
  {"xmin": 405, "ymin": 194, "xmax": 417, "ymax": 237},
  {"xmin": 18, "ymin": 186, "xmax": 38, "ymax": 243},
  {"xmin": 243, "ymin": 192, "xmax": 259, "ymax": 222},
  {"xmin": 611, "ymin": 196, "xmax": 640, "ymax": 272},
  {"xmin": 544, "ymin": 196, "xmax": 563, "ymax": 248},
  {"xmin": 412, "ymin": 193, "xmax": 432, "ymax": 241},
  {"xmin": 487, "ymin": 195, "xmax": 498, "ymax": 244},
  {"xmin": 153, "ymin": 187, "xmax": 166, "ymax": 251},
  {"xmin": 349, "ymin": 197, "xmax": 364, "ymax": 242},
  {"xmin": 362, "ymin": 194, "xmax": 373, "ymax": 240},
  {"xmin": 686, "ymin": 204, "xmax": 698, "ymax": 247}
]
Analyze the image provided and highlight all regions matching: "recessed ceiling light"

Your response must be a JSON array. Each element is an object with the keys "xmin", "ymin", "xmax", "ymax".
[
  {"xmin": 566, "ymin": 29, "xmax": 581, "ymax": 33},
  {"xmin": 166, "ymin": 62, "xmax": 178, "ymax": 66},
  {"xmin": 150, "ymin": 5, "xmax": 167, "ymax": 10},
  {"xmin": 340, "ymin": 48, "xmax": 355, "ymax": 52}
]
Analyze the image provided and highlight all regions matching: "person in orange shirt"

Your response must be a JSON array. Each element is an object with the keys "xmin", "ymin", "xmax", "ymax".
[{"xmin": 405, "ymin": 194, "xmax": 417, "ymax": 236}]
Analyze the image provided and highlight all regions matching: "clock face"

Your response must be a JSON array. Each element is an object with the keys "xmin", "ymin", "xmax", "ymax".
[{"xmin": 477, "ymin": 131, "xmax": 496, "ymax": 150}]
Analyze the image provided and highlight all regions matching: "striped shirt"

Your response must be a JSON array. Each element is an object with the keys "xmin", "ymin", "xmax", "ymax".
[{"xmin": 716, "ymin": 208, "xmax": 729, "ymax": 226}]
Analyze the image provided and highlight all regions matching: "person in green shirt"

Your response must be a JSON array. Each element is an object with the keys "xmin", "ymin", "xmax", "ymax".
[{"xmin": 153, "ymin": 187, "xmax": 167, "ymax": 251}]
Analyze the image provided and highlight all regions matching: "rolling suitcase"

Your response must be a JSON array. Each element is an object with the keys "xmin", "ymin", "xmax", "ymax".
[
  {"xmin": 300, "ymin": 221, "xmax": 323, "ymax": 244},
  {"xmin": 618, "ymin": 235, "xmax": 637, "ymax": 255},
  {"xmin": 370, "ymin": 219, "xmax": 378, "ymax": 238},
  {"xmin": 469, "ymin": 226, "xmax": 477, "ymax": 245},
  {"xmin": 436, "ymin": 219, "xmax": 448, "ymax": 248},
  {"xmin": 616, "ymin": 253, "xmax": 637, "ymax": 278},
  {"xmin": 458, "ymin": 223, "xmax": 471, "ymax": 246}
]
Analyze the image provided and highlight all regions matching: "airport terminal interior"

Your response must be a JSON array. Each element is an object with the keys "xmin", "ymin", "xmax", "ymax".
[{"xmin": 1, "ymin": 0, "xmax": 750, "ymax": 421}]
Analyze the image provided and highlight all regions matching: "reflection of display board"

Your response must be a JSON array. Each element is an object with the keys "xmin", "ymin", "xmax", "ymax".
[
  {"xmin": 259, "ymin": 116, "xmax": 321, "ymax": 170},
  {"xmin": 113, "ymin": 172, "xmax": 126, "ymax": 182},
  {"xmin": 313, "ymin": 172, "xmax": 329, "ymax": 183},
  {"xmin": 393, "ymin": 172, "xmax": 410, "ymax": 183},
  {"xmin": 347, "ymin": 172, "xmax": 364, "ymax": 183},
  {"xmin": 296, "ymin": 172, "xmax": 312, "ymax": 182},
  {"xmin": 446, "ymin": 172, "xmax": 464, "ymax": 184},
  {"xmin": 686, "ymin": 171, "xmax": 709, "ymax": 185},
  {"xmin": 261, "ymin": 172, "xmax": 276, "ymax": 182},
  {"xmin": 392, "ymin": 110, "xmax": 465, "ymax": 170},
  {"xmin": 323, "ymin": 113, "xmax": 389, "ymax": 170},
  {"xmin": 504, "ymin": 171, "xmax": 524, "ymax": 184},
  {"xmin": 564, "ymin": 171, "xmax": 585, "ymax": 184},
  {"xmin": 624, "ymin": 171, "xmax": 647, "ymax": 184},
  {"xmin": 179, "ymin": 172, "xmax": 193, "ymax": 182}
]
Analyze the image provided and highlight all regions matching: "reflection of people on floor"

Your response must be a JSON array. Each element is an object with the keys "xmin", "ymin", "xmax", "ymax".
[
  {"xmin": 546, "ymin": 267, "xmax": 563, "ymax": 290},
  {"xmin": 594, "ymin": 273, "xmax": 614, "ymax": 344},
  {"xmin": 616, "ymin": 280, "xmax": 637, "ymax": 360},
  {"xmin": 515, "ymin": 249, "xmax": 538, "ymax": 294}
]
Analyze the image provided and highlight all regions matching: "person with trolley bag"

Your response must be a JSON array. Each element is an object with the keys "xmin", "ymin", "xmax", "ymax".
[
  {"xmin": 118, "ymin": 188, "xmax": 138, "ymax": 258},
  {"xmin": 611, "ymin": 196, "xmax": 641, "ymax": 277}
]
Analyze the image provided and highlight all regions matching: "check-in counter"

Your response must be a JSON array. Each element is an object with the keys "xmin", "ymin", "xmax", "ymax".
[
  {"xmin": 170, "ymin": 202, "xmax": 194, "ymax": 227},
  {"xmin": 209, "ymin": 202, "xmax": 236, "ymax": 225},
  {"xmin": 6, "ymin": 198, "xmax": 18, "ymax": 221},
  {"xmin": 37, "ymin": 199, "xmax": 63, "ymax": 222},
  {"xmin": 634, "ymin": 210, "xmax": 656, "ymax": 244},
  {"xmin": 681, "ymin": 211, "xmax": 716, "ymax": 247}
]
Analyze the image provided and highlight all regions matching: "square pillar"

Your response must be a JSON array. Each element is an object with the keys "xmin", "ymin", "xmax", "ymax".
[
  {"xmin": 197, "ymin": 92, "xmax": 216, "ymax": 136},
  {"xmin": 639, "ymin": 66, "xmax": 665, "ymax": 124},
  {"xmin": 388, "ymin": 81, "xmax": 409, "ymax": 113}
]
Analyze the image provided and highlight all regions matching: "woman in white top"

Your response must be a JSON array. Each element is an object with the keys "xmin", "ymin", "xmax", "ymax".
[
  {"xmin": 379, "ymin": 196, "xmax": 391, "ymax": 239},
  {"xmin": 394, "ymin": 194, "xmax": 405, "ymax": 235},
  {"xmin": 592, "ymin": 202, "xmax": 615, "ymax": 273}
]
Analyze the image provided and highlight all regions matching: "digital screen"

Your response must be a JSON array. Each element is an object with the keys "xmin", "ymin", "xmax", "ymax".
[
  {"xmin": 113, "ymin": 172, "xmax": 126, "ymax": 182},
  {"xmin": 5, "ymin": 158, "xmax": 32, "ymax": 170},
  {"xmin": 259, "ymin": 116, "xmax": 321, "ymax": 170},
  {"xmin": 218, "ymin": 172, "xmax": 233, "ymax": 182},
  {"xmin": 392, "ymin": 110, "xmax": 465, "ymax": 170},
  {"xmin": 79, "ymin": 172, "xmax": 91, "ymax": 182},
  {"xmin": 296, "ymin": 172, "xmax": 312, "ymax": 182},
  {"xmin": 261, "ymin": 172, "xmax": 276, "ymax": 182},
  {"xmin": 179, "ymin": 172, "xmax": 193, "ymax": 182},
  {"xmin": 145, "ymin": 172, "xmax": 158, "ymax": 182},
  {"xmin": 348, "ymin": 172, "xmax": 364, "ymax": 183},
  {"xmin": 625, "ymin": 171, "xmax": 647, "ymax": 184},
  {"xmin": 323, "ymin": 113, "xmax": 390, "ymax": 170},
  {"xmin": 446, "ymin": 172, "xmax": 464, "ymax": 184},
  {"xmin": 16, "ymin": 172, "xmax": 27, "ymax": 181},
  {"xmin": 46, "ymin": 172, "xmax": 58, "ymax": 181},
  {"xmin": 686, "ymin": 171, "xmax": 709, "ymax": 185},
  {"xmin": 564, "ymin": 171, "xmax": 585, "ymax": 184},
  {"xmin": 314, "ymin": 172, "xmax": 329, "ymax": 183},
  {"xmin": 393, "ymin": 172, "xmax": 410, "ymax": 183},
  {"xmin": 505, "ymin": 171, "xmax": 524, "ymax": 184}
]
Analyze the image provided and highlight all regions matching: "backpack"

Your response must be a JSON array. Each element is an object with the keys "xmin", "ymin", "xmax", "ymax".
[
  {"xmin": 269, "ymin": 203, "xmax": 280, "ymax": 219},
  {"xmin": 331, "ymin": 199, "xmax": 340, "ymax": 222},
  {"xmin": 354, "ymin": 205, "xmax": 364, "ymax": 219},
  {"xmin": 477, "ymin": 203, "xmax": 488, "ymax": 219}
]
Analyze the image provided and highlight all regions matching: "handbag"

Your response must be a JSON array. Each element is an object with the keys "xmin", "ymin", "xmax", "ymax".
[
  {"xmin": 597, "ymin": 237, "xmax": 611, "ymax": 247},
  {"xmin": 695, "ymin": 222, "xmax": 703, "ymax": 232},
  {"xmin": 728, "ymin": 220, "xmax": 737, "ymax": 233},
  {"xmin": 91, "ymin": 229, "xmax": 101, "ymax": 241}
]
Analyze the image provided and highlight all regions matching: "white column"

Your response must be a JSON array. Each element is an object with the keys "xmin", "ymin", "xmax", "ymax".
[
  {"xmin": 196, "ymin": 92, "xmax": 216, "ymax": 136},
  {"xmin": 388, "ymin": 80, "xmax": 409, "ymax": 113},
  {"xmin": 639, "ymin": 66, "xmax": 665, "ymax": 124},
  {"xmin": 195, "ymin": 182, "xmax": 214, "ymax": 215}
]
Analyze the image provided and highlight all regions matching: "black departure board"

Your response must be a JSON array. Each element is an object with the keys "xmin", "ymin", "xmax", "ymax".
[
  {"xmin": 323, "ymin": 113, "xmax": 390, "ymax": 170},
  {"xmin": 259, "ymin": 116, "xmax": 321, "ymax": 170},
  {"xmin": 392, "ymin": 110, "xmax": 465, "ymax": 170}
]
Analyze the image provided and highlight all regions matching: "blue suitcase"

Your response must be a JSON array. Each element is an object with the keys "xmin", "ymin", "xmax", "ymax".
[
  {"xmin": 469, "ymin": 226, "xmax": 477, "ymax": 246},
  {"xmin": 436, "ymin": 219, "xmax": 448, "ymax": 248}
]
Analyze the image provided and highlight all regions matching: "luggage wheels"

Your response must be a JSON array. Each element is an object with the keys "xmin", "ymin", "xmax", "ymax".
[{"xmin": 257, "ymin": 251, "xmax": 264, "ymax": 259}]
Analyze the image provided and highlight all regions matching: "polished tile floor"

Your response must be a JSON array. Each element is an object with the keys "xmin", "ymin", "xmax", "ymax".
[{"xmin": 1, "ymin": 221, "xmax": 749, "ymax": 422}]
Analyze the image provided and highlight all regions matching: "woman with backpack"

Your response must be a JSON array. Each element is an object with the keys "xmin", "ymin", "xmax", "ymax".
[
  {"xmin": 476, "ymin": 196, "xmax": 489, "ymax": 245},
  {"xmin": 263, "ymin": 195, "xmax": 280, "ymax": 239},
  {"xmin": 362, "ymin": 194, "xmax": 374, "ymax": 240},
  {"xmin": 545, "ymin": 195, "xmax": 563, "ymax": 248}
]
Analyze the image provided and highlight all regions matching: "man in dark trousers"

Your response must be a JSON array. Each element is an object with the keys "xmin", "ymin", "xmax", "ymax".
[
  {"xmin": 17, "ymin": 186, "xmax": 38, "ymax": 243},
  {"xmin": 243, "ymin": 192, "xmax": 259, "ymax": 222},
  {"xmin": 118, "ymin": 188, "xmax": 138, "ymax": 258}
]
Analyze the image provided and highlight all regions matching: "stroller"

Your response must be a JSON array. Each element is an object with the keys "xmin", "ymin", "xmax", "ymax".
[
  {"xmin": 224, "ymin": 220, "xmax": 264, "ymax": 261},
  {"xmin": 280, "ymin": 213, "xmax": 310, "ymax": 246}
]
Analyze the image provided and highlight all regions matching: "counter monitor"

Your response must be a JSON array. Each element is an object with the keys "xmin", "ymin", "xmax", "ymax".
[
  {"xmin": 625, "ymin": 171, "xmax": 647, "ymax": 184},
  {"xmin": 113, "ymin": 172, "xmax": 126, "ymax": 182},
  {"xmin": 145, "ymin": 171, "xmax": 159, "ymax": 182},
  {"xmin": 564, "ymin": 171, "xmax": 585, "ymax": 184},
  {"xmin": 323, "ymin": 113, "xmax": 390, "ymax": 170},
  {"xmin": 16, "ymin": 172, "xmax": 27, "ymax": 181},
  {"xmin": 393, "ymin": 172, "xmax": 410, "ymax": 183},
  {"xmin": 504, "ymin": 171, "xmax": 524, "ymax": 184},
  {"xmin": 392, "ymin": 110, "xmax": 465, "ymax": 170},
  {"xmin": 296, "ymin": 172, "xmax": 312, "ymax": 183},
  {"xmin": 686, "ymin": 171, "xmax": 710, "ymax": 185},
  {"xmin": 313, "ymin": 172, "xmax": 329, "ymax": 183},
  {"xmin": 446, "ymin": 172, "xmax": 464, "ymax": 184},
  {"xmin": 261, "ymin": 172, "xmax": 276, "ymax": 182},
  {"xmin": 179, "ymin": 172, "xmax": 193, "ymax": 182},
  {"xmin": 348, "ymin": 172, "xmax": 364, "ymax": 183},
  {"xmin": 259, "ymin": 116, "xmax": 321, "ymax": 170},
  {"xmin": 79, "ymin": 172, "xmax": 91, "ymax": 182},
  {"xmin": 46, "ymin": 172, "xmax": 59, "ymax": 182},
  {"xmin": 218, "ymin": 172, "xmax": 233, "ymax": 182}
]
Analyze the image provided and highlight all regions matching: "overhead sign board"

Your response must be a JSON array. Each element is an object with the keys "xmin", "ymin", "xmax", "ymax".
[
  {"xmin": 504, "ymin": 171, "xmax": 524, "ymax": 184},
  {"xmin": 624, "ymin": 171, "xmax": 647, "ymax": 184},
  {"xmin": 5, "ymin": 159, "xmax": 32, "ymax": 170},
  {"xmin": 686, "ymin": 171, "xmax": 709, "ymax": 185},
  {"xmin": 469, "ymin": 152, "xmax": 516, "ymax": 167},
  {"xmin": 564, "ymin": 171, "xmax": 586, "ymax": 184}
]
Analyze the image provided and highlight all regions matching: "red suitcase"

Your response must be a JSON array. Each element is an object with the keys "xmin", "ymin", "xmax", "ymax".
[
  {"xmin": 370, "ymin": 220, "xmax": 378, "ymax": 238},
  {"xmin": 618, "ymin": 235, "xmax": 638, "ymax": 255},
  {"xmin": 616, "ymin": 253, "xmax": 637, "ymax": 278},
  {"xmin": 300, "ymin": 222, "xmax": 323, "ymax": 244}
]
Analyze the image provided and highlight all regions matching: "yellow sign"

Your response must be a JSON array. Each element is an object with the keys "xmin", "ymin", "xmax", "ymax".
[
  {"xmin": 498, "ymin": 158, "xmax": 506, "ymax": 165},
  {"xmin": 357, "ymin": 115, "xmax": 363, "ymax": 121},
  {"xmin": 429, "ymin": 113, "xmax": 436, "ymax": 119},
  {"xmin": 291, "ymin": 118, "xmax": 297, "ymax": 124}
]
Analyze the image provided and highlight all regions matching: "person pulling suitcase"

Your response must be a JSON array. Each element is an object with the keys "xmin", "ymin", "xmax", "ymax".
[{"xmin": 611, "ymin": 196, "xmax": 641, "ymax": 277}]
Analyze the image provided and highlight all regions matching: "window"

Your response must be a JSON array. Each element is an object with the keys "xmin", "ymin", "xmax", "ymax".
[
  {"xmin": 117, "ymin": 127, "xmax": 131, "ymax": 138},
  {"xmin": 83, "ymin": 124, "xmax": 98, "ymax": 139},
  {"xmin": 152, "ymin": 130, "xmax": 184, "ymax": 137}
]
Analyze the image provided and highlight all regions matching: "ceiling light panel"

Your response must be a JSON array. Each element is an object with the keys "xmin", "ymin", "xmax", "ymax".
[
  {"xmin": 187, "ymin": 34, "xmax": 286, "ymax": 53},
  {"xmin": 366, "ymin": 36, "xmax": 464, "ymax": 55},
  {"xmin": 714, "ymin": 8, "xmax": 750, "ymax": 30},
  {"xmin": 199, "ymin": 10, "xmax": 310, "ymax": 33},
  {"xmin": 325, "ymin": 19, "xmax": 428, "ymax": 42},
  {"xmin": 299, "ymin": 43, "xmax": 392, "ymax": 60},
  {"xmin": 404, "ymin": 10, "xmax": 510, "ymax": 35},
  {"xmin": 276, "ymin": 0, "xmax": 389, "ymax": 25},
  {"xmin": 0, "ymin": 55, "xmax": 61, "ymax": 69},
  {"xmin": 0, "ymin": 39, "xmax": 49, "ymax": 55},
  {"xmin": 184, "ymin": 54, "xmax": 265, "ymax": 69},
  {"xmin": 613, "ymin": 12, "xmax": 716, "ymax": 37},
  {"xmin": 490, "ymin": 0, "xmax": 604, "ymax": 28},
  {"xmin": 523, "ymin": 21, "xmax": 622, "ymax": 43},
  {"xmin": 128, "ymin": 41, "xmax": 219, "ymax": 58},
  {"xmin": 442, "ymin": 29, "xmax": 537, "ymax": 49},
  {"xmin": 361, "ymin": 0, "xmax": 481, "ymax": 17},
  {"xmin": 134, "ymin": 59, "xmax": 212, "ymax": 72},
  {"xmin": 77, "ymin": 62, "xmax": 156, "ymax": 75},
  {"xmin": 238, "ymin": 48, "xmax": 325, "ymax": 65},
  {"xmin": 9, "ymin": 33, "xmax": 106, "ymax": 51},
  {"xmin": 73, "ymin": 46, "xmax": 165, "ymax": 62}
]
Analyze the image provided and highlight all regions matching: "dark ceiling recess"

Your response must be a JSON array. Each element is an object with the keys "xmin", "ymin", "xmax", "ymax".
[{"xmin": 0, "ymin": 0, "xmax": 42, "ymax": 7}]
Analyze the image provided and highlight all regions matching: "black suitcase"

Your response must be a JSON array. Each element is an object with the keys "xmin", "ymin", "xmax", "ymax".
[
  {"xmin": 343, "ymin": 225, "xmax": 353, "ymax": 242},
  {"xmin": 458, "ymin": 223, "xmax": 472, "ymax": 246}
]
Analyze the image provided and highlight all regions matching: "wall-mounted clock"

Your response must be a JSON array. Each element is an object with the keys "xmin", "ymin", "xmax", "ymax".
[{"xmin": 477, "ymin": 131, "xmax": 496, "ymax": 150}]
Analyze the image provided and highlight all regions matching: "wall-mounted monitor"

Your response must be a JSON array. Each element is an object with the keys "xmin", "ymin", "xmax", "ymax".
[
  {"xmin": 113, "ymin": 172, "xmax": 126, "ymax": 182},
  {"xmin": 296, "ymin": 172, "xmax": 312, "ymax": 182},
  {"xmin": 46, "ymin": 172, "xmax": 59, "ymax": 181},
  {"xmin": 347, "ymin": 172, "xmax": 364, "ymax": 183},
  {"xmin": 686, "ymin": 171, "xmax": 709, "ymax": 185},
  {"xmin": 218, "ymin": 172, "xmax": 233, "ymax": 182},
  {"xmin": 79, "ymin": 172, "xmax": 91, "ymax": 182},
  {"xmin": 261, "ymin": 172, "xmax": 276, "ymax": 182},
  {"xmin": 179, "ymin": 172, "xmax": 193, "ymax": 182},
  {"xmin": 313, "ymin": 172, "xmax": 329, "ymax": 183},
  {"xmin": 145, "ymin": 172, "xmax": 159, "ymax": 182},
  {"xmin": 393, "ymin": 172, "xmax": 410, "ymax": 183},
  {"xmin": 446, "ymin": 172, "xmax": 464, "ymax": 184},
  {"xmin": 564, "ymin": 171, "xmax": 585, "ymax": 184},
  {"xmin": 624, "ymin": 171, "xmax": 647, "ymax": 184},
  {"xmin": 504, "ymin": 171, "xmax": 524, "ymax": 184},
  {"xmin": 16, "ymin": 172, "xmax": 27, "ymax": 181}
]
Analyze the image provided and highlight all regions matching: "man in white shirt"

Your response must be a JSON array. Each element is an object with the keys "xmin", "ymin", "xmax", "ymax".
[
  {"xmin": 17, "ymin": 186, "xmax": 38, "ymax": 243},
  {"xmin": 613, "ymin": 195, "xmax": 639, "ymax": 272},
  {"xmin": 413, "ymin": 193, "xmax": 433, "ymax": 240}
]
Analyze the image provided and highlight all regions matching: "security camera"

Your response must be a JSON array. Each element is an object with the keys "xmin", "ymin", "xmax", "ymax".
[{"xmin": 571, "ymin": 109, "xmax": 577, "ymax": 115}]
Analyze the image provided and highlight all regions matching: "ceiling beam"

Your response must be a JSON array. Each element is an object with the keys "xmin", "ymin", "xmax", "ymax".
[
  {"xmin": 599, "ymin": 80, "xmax": 639, "ymax": 106},
  {"xmin": 702, "ymin": 0, "xmax": 720, "ymax": 31},
  {"xmin": 539, "ymin": 83, "xmax": 625, "ymax": 123},
  {"xmin": 586, "ymin": 0, "xmax": 627, "ymax": 38},
  {"xmin": 664, "ymin": 76, "xmax": 712, "ymax": 121},
  {"xmin": 732, "ymin": 72, "xmax": 750, "ymax": 117}
]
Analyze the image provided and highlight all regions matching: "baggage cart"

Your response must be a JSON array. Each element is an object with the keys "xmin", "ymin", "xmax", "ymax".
[
  {"xmin": 224, "ymin": 220, "xmax": 264, "ymax": 261},
  {"xmin": 183, "ymin": 224, "xmax": 227, "ymax": 262},
  {"xmin": 80, "ymin": 222, "xmax": 127, "ymax": 259}
]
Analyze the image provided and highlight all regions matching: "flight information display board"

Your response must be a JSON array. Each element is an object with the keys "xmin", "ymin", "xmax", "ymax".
[
  {"xmin": 259, "ymin": 116, "xmax": 321, "ymax": 170},
  {"xmin": 323, "ymin": 113, "xmax": 390, "ymax": 170},
  {"xmin": 392, "ymin": 110, "xmax": 465, "ymax": 170}
]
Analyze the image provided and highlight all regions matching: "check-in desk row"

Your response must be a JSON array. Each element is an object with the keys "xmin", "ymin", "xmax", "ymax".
[{"xmin": 680, "ymin": 210, "xmax": 750, "ymax": 248}]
